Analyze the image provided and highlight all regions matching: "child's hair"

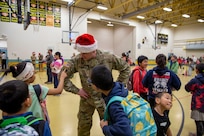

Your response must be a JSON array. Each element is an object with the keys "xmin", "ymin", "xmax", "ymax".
[
  {"xmin": 137, "ymin": 55, "xmax": 148, "ymax": 65},
  {"xmin": 196, "ymin": 63, "xmax": 204, "ymax": 75},
  {"xmin": 156, "ymin": 54, "xmax": 167, "ymax": 68},
  {"xmin": 0, "ymin": 80, "xmax": 29, "ymax": 114},
  {"xmin": 155, "ymin": 92, "xmax": 172, "ymax": 105},
  {"xmin": 155, "ymin": 92, "xmax": 166, "ymax": 99},
  {"xmin": 4, "ymin": 61, "xmax": 34, "ymax": 81},
  {"xmin": 55, "ymin": 52, "xmax": 64, "ymax": 64},
  {"xmin": 122, "ymin": 52, "xmax": 126, "ymax": 57},
  {"xmin": 171, "ymin": 55, "xmax": 177, "ymax": 59},
  {"xmin": 91, "ymin": 65, "xmax": 113, "ymax": 91},
  {"xmin": 55, "ymin": 52, "xmax": 61, "ymax": 57}
]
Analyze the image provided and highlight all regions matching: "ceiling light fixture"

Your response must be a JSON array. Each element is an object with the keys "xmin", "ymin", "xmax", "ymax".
[
  {"xmin": 182, "ymin": 14, "xmax": 190, "ymax": 18},
  {"xmin": 155, "ymin": 20, "xmax": 163, "ymax": 24},
  {"xmin": 107, "ymin": 22, "xmax": 114, "ymax": 26},
  {"xmin": 163, "ymin": 7, "xmax": 172, "ymax": 12},
  {"xmin": 198, "ymin": 19, "xmax": 204, "ymax": 23},
  {"xmin": 87, "ymin": 20, "xmax": 92, "ymax": 24},
  {"xmin": 171, "ymin": 24, "xmax": 177, "ymax": 27},
  {"xmin": 97, "ymin": 4, "xmax": 108, "ymax": 10},
  {"xmin": 137, "ymin": 15, "xmax": 145, "ymax": 19},
  {"xmin": 62, "ymin": 0, "xmax": 74, "ymax": 3}
]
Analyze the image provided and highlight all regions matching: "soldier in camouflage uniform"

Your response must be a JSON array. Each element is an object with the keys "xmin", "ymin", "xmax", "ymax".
[
  {"xmin": 31, "ymin": 52, "xmax": 36, "ymax": 70},
  {"xmin": 61, "ymin": 34, "xmax": 130, "ymax": 136}
]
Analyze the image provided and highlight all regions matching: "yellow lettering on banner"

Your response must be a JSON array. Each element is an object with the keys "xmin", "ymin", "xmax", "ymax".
[{"xmin": 1, "ymin": 16, "xmax": 10, "ymax": 22}]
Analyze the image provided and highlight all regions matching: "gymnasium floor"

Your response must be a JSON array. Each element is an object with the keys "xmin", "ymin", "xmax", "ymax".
[{"xmin": 0, "ymin": 66, "xmax": 196, "ymax": 136}]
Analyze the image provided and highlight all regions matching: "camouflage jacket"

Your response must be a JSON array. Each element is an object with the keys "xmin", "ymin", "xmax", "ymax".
[{"xmin": 61, "ymin": 50, "xmax": 130, "ymax": 97}]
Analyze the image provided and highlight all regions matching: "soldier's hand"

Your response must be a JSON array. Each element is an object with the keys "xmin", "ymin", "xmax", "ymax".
[
  {"xmin": 100, "ymin": 119, "xmax": 108, "ymax": 129},
  {"xmin": 78, "ymin": 88, "xmax": 89, "ymax": 99},
  {"xmin": 59, "ymin": 69, "xmax": 67, "ymax": 79}
]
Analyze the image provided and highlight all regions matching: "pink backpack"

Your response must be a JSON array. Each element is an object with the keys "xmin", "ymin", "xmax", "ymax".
[{"xmin": 33, "ymin": 84, "xmax": 50, "ymax": 123}]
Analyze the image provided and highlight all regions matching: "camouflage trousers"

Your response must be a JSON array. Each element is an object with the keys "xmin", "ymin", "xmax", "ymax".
[{"xmin": 77, "ymin": 97, "xmax": 105, "ymax": 136}]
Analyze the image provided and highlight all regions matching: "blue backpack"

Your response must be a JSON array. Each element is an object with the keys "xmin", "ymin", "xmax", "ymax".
[{"xmin": 104, "ymin": 92, "xmax": 157, "ymax": 136}]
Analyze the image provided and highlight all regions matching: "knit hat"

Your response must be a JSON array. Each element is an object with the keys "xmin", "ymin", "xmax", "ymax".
[
  {"xmin": 16, "ymin": 62, "xmax": 34, "ymax": 81},
  {"xmin": 74, "ymin": 34, "xmax": 97, "ymax": 53}
]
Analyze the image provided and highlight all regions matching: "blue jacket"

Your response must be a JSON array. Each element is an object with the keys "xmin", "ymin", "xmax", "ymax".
[
  {"xmin": 102, "ymin": 82, "xmax": 132, "ymax": 136},
  {"xmin": 185, "ymin": 73, "xmax": 204, "ymax": 112},
  {"xmin": 142, "ymin": 66, "xmax": 181, "ymax": 99}
]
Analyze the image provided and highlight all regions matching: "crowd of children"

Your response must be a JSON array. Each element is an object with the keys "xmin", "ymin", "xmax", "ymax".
[
  {"xmin": 0, "ymin": 34, "xmax": 203, "ymax": 135},
  {"xmin": 1, "ymin": 53, "xmax": 203, "ymax": 136}
]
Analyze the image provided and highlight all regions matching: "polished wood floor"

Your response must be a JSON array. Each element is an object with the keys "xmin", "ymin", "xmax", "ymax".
[{"xmin": 0, "ymin": 66, "xmax": 197, "ymax": 136}]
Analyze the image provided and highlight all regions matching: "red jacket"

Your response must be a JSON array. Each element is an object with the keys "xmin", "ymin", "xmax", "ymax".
[{"xmin": 133, "ymin": 66, "xmax": 148, "ymax": 94}]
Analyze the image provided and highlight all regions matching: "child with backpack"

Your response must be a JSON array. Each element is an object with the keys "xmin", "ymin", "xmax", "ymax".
[
  {"xmin": 152, "ymin": 92, "xmax": 173, "ymax": 136},
  {"xmin": 0, "ymin": 80, "xmax": 52, "ymax": 136},
  {"xmin": 89, "ymin": 65, "xmax": 157, "ymax": 136},
  {"xmin": 132, "ymin": 55, "xmax": 148, "ymax": 100},
  {"xmin": 142, "ymin": 54, "xmax": 181, "ymax": 108},
  {"xmin": 3, "ymin": 61, "xmax": 67, "ymax": 122},
  {"xmin": 185, "ymin": 63, "xmax": 204, "ymax": 136}
]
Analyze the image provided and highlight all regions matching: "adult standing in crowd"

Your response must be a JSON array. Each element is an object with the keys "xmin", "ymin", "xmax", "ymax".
[
  {"xmin": 38, "ymin": 53, "xmax": 44, "ymax": 71},
  {"xmin": 45, "ymin": 49, "xmax": 54, "ymax": 84},
  {"xmin": 31, "ymin": 52, "xmax": 36, "ymax": 70},
  {"xmin": 60, "ymin": 33, "xmax": 130, "ymax": 136},
  {"xmin": 167, "ymin": 54, "xmax": 179, "ymax": 74},
  {"xmin": 200, "ymin": 55, "xmax": 204, "ymax": 63},
  {"xmin": 142, "ymin": 54, "xmax": 181, "ymax": 108},
  {"xmin": 192, "ymin": 55, "xmax": 197, "ymax": 65},
  {"xmin": 1, "ymin": 52, "xmax": 7, "ymax": 70}
]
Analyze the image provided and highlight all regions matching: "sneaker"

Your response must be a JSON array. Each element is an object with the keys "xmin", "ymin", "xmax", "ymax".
[{"xmin": 44, "ymin": 81, "xmax": 52, "ymax": 84}]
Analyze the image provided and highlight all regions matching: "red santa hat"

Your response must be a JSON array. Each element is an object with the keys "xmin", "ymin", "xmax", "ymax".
[{"xmin": 74, "ymin": 34, "xmax": 98, "ymax": 53}]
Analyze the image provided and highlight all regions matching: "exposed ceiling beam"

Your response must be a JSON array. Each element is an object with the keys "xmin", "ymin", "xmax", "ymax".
[
  {"xmin": 104, "ymin": 0, "xmax": 132, "ymax": 13},
  {"xmin": 122, "ymin": 0, "xmax": 172, "ymax": 19},
  {"xmin": 75, "ymin": 0, "xmax": 83, "ymax": 5}
]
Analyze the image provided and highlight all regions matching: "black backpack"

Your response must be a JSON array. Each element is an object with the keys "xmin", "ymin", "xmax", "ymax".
[{"xmin": 127, "ymin": 69, "xmax": 142, "ymax": 91}]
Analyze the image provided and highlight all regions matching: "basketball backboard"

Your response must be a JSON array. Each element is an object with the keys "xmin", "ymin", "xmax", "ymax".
[{"xmin": 62, "ymin": 31, "xmax": 79, "ymax": 45}]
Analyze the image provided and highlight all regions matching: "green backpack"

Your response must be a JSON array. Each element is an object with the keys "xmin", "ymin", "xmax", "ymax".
[
  {"xmin": 104, "ymin": 92, "xmax": 157, "ymax": 136},
  {"xmin": 0, "ymin": 115, "xmax": 43, "ymax": 136}
]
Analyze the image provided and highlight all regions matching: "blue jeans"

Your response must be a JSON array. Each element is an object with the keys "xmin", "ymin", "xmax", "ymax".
[
  {"xmin": 53, "ymin": 74, "xmax": 59, "ymax": 88},
  {"xmin": 47, "ymin": 66, "xmax": 52, "ymax": 82}
]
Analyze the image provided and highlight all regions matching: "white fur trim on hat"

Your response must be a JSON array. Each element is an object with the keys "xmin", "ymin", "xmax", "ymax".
[
  {"xmin": 74, "ymin": 41, "xmax": 98, "ymax": 53},
  {"xmin": 16, "ymin": 62, "xmax": 34, "ymax": 81}
]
